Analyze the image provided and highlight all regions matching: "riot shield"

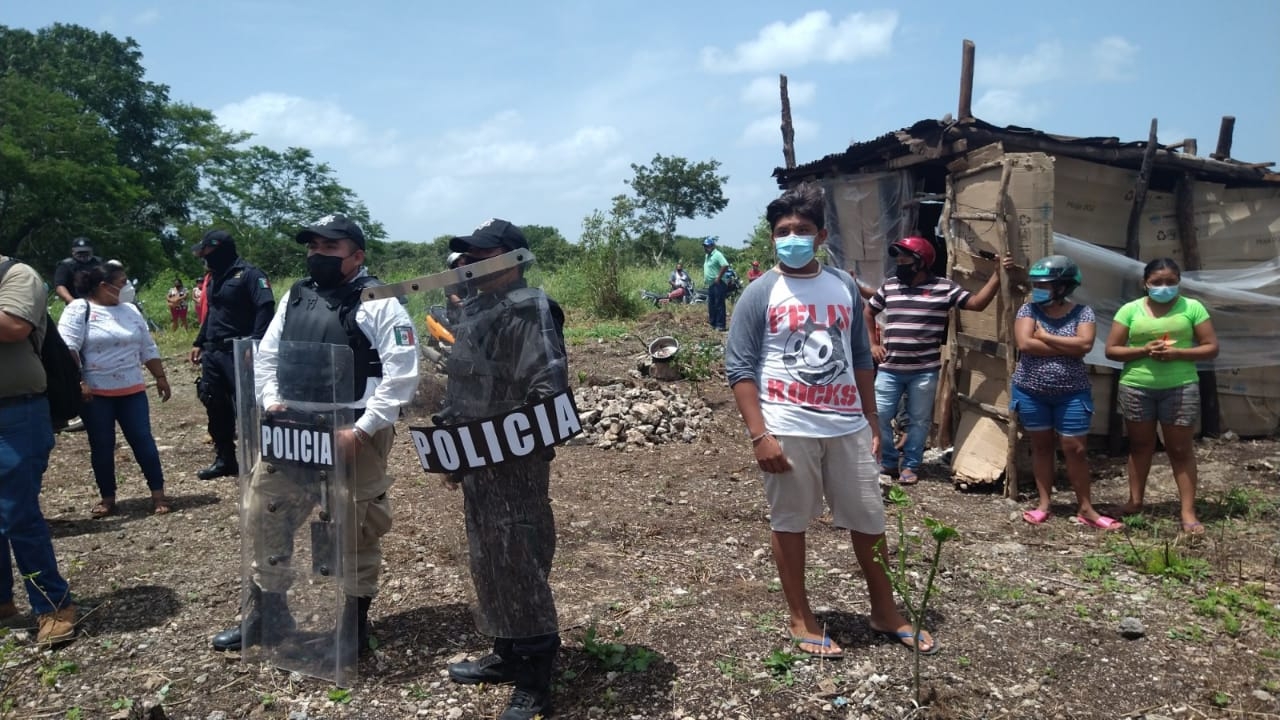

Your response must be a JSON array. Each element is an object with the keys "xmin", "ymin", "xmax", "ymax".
[
  {"xmin": 234, "ymin": 338, "xmax": 358, "ymax": 686},
  {"xmin": 364, "ymin": 249, "xmax": 581, "ymax": 640}
]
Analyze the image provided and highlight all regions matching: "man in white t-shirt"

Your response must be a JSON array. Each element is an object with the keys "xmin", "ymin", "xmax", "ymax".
[{"xmin": 725, "ymin": 184, "xmax": 937, "ymax": 658}]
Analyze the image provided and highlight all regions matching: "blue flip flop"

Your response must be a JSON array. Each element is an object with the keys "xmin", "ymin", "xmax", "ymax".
[
  {"xmin": 875, "ymin": 627, "xmax": 939, "ymax": 655},
  {"xmin": 790, "ymin": 634, "xmax": 845, "ymax": 659}
]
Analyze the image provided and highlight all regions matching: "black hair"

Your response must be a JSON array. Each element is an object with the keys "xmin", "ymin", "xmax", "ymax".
[
  {"xmin": 1142, "ymin": 257, "xmax": 1181, "ymax": 282},
  {"xmin": 73, "ymin": 263, "xmax": 126, "ymax": 298},
  {"xmin": 766, "ymin": 183, "xmax": 825, "ymax": 231}
]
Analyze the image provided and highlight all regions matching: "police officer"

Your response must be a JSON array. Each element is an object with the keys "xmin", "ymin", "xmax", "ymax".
[
  {"xmin": 210, "ymin": 214, "xmax": 419, "ymax": 661},
  {"xmin": 442, "ymin": 219, "xmax": 567, "ymax": 720},
  {"xmin": 52, "ymin": 237, "xmax": 104, "ymax": 304},
  {"xmin": 188, "ymin": 230, "xmax": 275, "ymax": 479}
]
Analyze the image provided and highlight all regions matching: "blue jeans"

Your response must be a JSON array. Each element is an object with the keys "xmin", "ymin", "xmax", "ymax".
[
  {"xmin": 81, "ymin": 391, "xmax": 165, "ymax": 498},
  {"xmin": 0, "ymin": 396, "xmax": 71, "ymax": 614},
  {"xmin": 875, "ymin": 368, "xmax": 939, "ymax": 471},
  {"xmin": 707, "ymin": 280, "xmax": 727, "ymax": 330}
]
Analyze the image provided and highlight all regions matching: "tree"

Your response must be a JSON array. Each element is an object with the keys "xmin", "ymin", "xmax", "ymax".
[
  {"xmin": 577, "ymin": 196, "xmax": 643, "ymax": 319},
  {"xmin": 520, "ymin": 225, "xmax": 578, "ymax": 271},
  {"xmin": 190, "ymin": 145, "xmax": 385, "ymax": 278},
  {"xmin": 0, "ymin": 75, "xmax": 147, "ymax": 272},
  {"xmin": 625, "ymin": 154, "xmax": 729, "ymax": 263}
]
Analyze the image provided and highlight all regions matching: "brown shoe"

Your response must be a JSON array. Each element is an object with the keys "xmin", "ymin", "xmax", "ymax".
[{"xmin": 36, "ymin": 604, "xmax": 77, "ymax": 645}]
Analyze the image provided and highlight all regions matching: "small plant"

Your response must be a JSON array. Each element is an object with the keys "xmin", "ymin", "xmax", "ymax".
[
  {"xmin": 1166, "ymin": 625, "xmax": 1204, "ymax": 642},
  {"xmin": 110, "ymin": 698, "xmax": 133, "ymax": 711},
  {"xmin": 328, "ymin": 688, "xmax": 352, "ymax": 704},
  {"xmin": 1081, "ymin": 552, "xmax": 1114, "ymax": 579},
  {"xmin": 875, "ymin": 487, "xmax": 958, "ymax": 705},
  {"xmin": 38, "ymin": 660, "xmax": 78, "ymax": 687},
  {"xmin": 260, "ymin": 693, "xmax": 277, "ymax": 708},
  {"xmin": 582, "ymin": 625, "xmax": 658, "ymax": 673},
  {"xmin": 1119, "ymin": 537, "xmax": 1209, "ymax": 582},
  {"xmin": 762, "ymin": 648, "xmax": 804, "ymax": 686},
  {"xmin": 766, "ymin": 579, "xmax": 782, "ymax": 593},
  {"xmin": 956, "ymin": 655, "xmax": 971, "ymax": 668},
  {"xmin": 65, "ymin": 709, "xmax": 83, "ymax": 720},
  {"xmin": 674, "ymin": 341, "xmax": 721, "ymax": 382},
  {"xmin": 1211, "ymin": 691, "xmax": 1231, "ymax": 707},
  {"xmin": 715, "ymin": 657, "xmax": 751, "ymax": 682},
  {"xmin": 1074, "ymin": 604, "xmax": 1090, "ymax": 619}
]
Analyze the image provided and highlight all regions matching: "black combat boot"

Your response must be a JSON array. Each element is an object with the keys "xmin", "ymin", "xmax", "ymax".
[
  {"xmin": 211, "ymin": 586, "xmax": 293, "ymax": 651},
  {"xmin": 312, "ymin": 595, "xmax": 373, "ymax": 667},
  {"xmin": 197, "ymin": 446, "xmax": 238, "ymax": 480},
  {"xmin": 448, "ymin": 638, "xmax": 518, "ymax": 685},
  {"xmin": 499, "ymin": 651, "xmax": 556, "ymax": 720}
]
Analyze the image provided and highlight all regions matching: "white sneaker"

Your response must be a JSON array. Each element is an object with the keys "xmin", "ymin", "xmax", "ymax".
[{"xmin": 62, "ymin": 418, "xmax": 85, "ymax": 432}]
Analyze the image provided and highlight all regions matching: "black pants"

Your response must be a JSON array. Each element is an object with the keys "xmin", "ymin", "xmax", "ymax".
[{"xmin": 198, "ymin": 348, "xmax": 237, "ymax": 452}]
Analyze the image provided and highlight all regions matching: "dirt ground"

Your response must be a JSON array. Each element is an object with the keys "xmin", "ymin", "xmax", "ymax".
[{"xmin": 3, "ymin": 309, "xmax": 1279, "ymax": 720}]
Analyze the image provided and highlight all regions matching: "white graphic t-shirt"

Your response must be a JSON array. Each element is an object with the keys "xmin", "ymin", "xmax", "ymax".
[{"xmin": 726, "ymin": 267, "xmax": 874, "ymax": 438}]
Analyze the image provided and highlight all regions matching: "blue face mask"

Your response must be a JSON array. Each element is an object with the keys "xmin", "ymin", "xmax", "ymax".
[
  {"xmin": 775, "ymin": 234, "xmax": 816, "ymax": 269},
  {"xmin": 1147, "ymin": 284, "xmax": 1179, "ymax": 303},
  {"xmin": 1031, "ymin": 288, "xmax": 1053, "ymax": 304}
]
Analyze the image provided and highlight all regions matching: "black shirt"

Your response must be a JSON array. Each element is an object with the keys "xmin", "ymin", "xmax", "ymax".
[
  {"xmin": 53, "ymin": 256, "xmax": 104, "ymax": 299},
  {"xmin": 193, "ymin": 258, "xmax": 276, "ymax": 346}
]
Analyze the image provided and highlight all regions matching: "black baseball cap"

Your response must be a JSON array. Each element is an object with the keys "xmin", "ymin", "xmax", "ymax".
[
  {"xmin": 191, "ymin": 229, "xmax": 235, "ymax": 253},
  {"xmin": 296, "ymin": 214, "xmax": 366, "ymax": 250},
  {"xmin": 71, "ymin": 237, "xmax": 92, "ymax": 253},
  {"xmin": 450, "ymin": 219, "xmax": 528, "ymax": 253}
]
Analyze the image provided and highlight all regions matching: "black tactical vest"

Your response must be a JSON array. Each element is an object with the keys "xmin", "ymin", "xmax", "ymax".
[{"xmin": 278, "ymin": 277, "xmax": 383, "ymax": 403}]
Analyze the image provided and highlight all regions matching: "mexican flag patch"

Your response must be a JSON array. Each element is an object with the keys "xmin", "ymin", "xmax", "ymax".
[
  {"xmin": 258, "ymin": 277, "xmax": 270, "ymax": 289},
  {"xmin": 394, "ymin": 325, "xmax": 416, "ymax": 346}
]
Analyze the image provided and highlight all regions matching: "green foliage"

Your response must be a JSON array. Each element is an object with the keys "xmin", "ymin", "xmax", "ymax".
[
  {"xmin": 1216, "ymin": 486, "xmax": 1275, "ymax": 521},
  {"xmin": 38, "ymin": 660, "xmax": 78, "ymax": 687},
  {"xmin": 521, "ymin": 224, "xmax": 579, "ymax": 271},
  {"xmin": 742, "ymin": 214, "xmax": 775, "ymax": 267},
  {"xmin": 1211, "ymin": 691, "xmax": 1231, "ymax": 707},
  {"xmin": 673, "ymin": 341, "xmax": 722, "ymax": 382},
  {"xmin": 1081, "ymin": 552, "xmax": 1115, "ymax": 579},
  {"xmin": 65, "ymin": 708, "xmax": 83, "ymax": 720},
  {"xmin": 575, "ymin": 199, "xmax": 644, "ymax": 319},
  {"xmin": 110, "ymin": 698, "xmax": 133, "ymax": 711},
  {"xmin": 582, "ymin": 625, "xmax": 658, "ymax": 673},
  {"xmin": 1192, "ymin": 584, "xmax": 1279, "ymax": 638},
  {"xmin": 1118, "ymin": 537, "xmax": 1209, "ymax": 582},
  {"xmin": 327, "ymin": 688, "xmax": 352, "ymax": 704},
  {"xmin": 625, "ymin": 154, "xmax": 729, "ymax": 263},
  {"xmin": 762, "ymin": 648, "xmax": 804, "ymax": 686},
  {"xmin": 715, "ymin": 657, "xmax": 751, "ymax": 682}
]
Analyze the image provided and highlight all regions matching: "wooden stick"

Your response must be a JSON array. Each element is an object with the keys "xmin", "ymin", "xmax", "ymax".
[
  {"xmin": 958, "ymin": 39, "xmax": 975, "ymax": 120},
  {"xmin": 1212, "ymin": 115, "xmax": 1236, "ymax": 160},
  {"xmin": 1109, "ymin": 118, "xmax": 1158, "ymax": 455},
  {"xmin": 935, "ymin": 175, "xmax": 958, "ymax": 448},
  {"xmin": 1184, "ymin": 138, "xmax": 1198, "ymax": 157},
  {"xmin": 1174, "ymin": 174, "xmax": 1221, "ymax": 438},
  {"xmin": 956, "ymin": 393, "xmax": 1011, "ymax": 420},
  {"xmin": 780, "ymin": 74, "xmax": 796, "ymax": 170},
  {"xmin": 993, "ymin": 159, "xmax": 1019, "ymax": 498}
]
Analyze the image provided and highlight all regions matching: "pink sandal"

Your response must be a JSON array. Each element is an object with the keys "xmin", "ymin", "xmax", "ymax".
[{"xmin": 1022, "ymin": 509, "xmax": 1049, "ymax": 525}]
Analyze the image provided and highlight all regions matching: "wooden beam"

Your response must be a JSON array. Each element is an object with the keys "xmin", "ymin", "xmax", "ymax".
[
  {"xmin": 1184, "ymin": 138, "xmax": 1197, "ymax": 157},
  {"xmin": 957, "ymin": 393, "xmax": 1011, "ymax": 420},
  {"xmin": 934, "ymin": 176, "xmax": 959, "ymax": 448},
  {"xmin": 955, "ymin": 332, "xmax": 1009, "ymax": 360},
  {"xmin": 993, "ymin": 159, "xmax": 1020, "ymax": 498},
  {"xmin": 780, "ymin": 74, "xmax": 796, "ymax": 170},
  {"xmin": 1212, "ymin": 115, "xmax": 1236, "ymax": 160},
  {"xmin": 958, "ymin": 40, "xmax": 976, "ymax": 120},
  {"xmin": 1174, "ymin": 174, "xmax": 1221, "ymax": 437}
]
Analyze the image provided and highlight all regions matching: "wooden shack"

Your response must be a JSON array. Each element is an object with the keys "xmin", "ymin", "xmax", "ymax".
[{"xmin": 771, "ymin": 43, "xmax": 1280, "ymax": 492}]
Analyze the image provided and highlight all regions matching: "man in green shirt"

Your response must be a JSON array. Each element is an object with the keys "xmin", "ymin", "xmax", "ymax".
[{"xmin": 702, "ymin": 236, "xmax": 729, "ymax": 331}]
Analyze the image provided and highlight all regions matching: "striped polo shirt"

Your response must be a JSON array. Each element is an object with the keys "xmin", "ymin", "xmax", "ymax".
[{"xmin": 868, "ymin": 276, "xmax": 971, "ymax": 372}]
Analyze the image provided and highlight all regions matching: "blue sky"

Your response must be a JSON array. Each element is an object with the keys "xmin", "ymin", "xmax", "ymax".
[{"xmin": 9, "ymin": 2, "xmax": 1280, "ymax": 247}]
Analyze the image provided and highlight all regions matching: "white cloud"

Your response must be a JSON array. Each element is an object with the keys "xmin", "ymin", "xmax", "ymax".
[
  {"xmin": 973, "ymin": 89, "xmax": 1047, "ymax": 127},
  {"xmin": 217, "ymin": 93, "xmax": 367, "ymax": 148},
  {"xmin": 1091, "ymin": 36, "xmax": 1138, "ymax": 82},
  {"xmin": 701, "ymin": 10, "xmax": 897, "ymax": 73},
  {"xmin": 740, "ymin": 114, "xmax": 818, "ymax": 146},
  {"xmin": 133, "ymin": 9, "xmax": 160, "ymax": 26},
  {"xmin": 741, "ymin": 76, "xmax": 816, "ymax": 109},
  {"xmin": 976, "ymin": 42, "xmax": 1064, "ymax": 88}
]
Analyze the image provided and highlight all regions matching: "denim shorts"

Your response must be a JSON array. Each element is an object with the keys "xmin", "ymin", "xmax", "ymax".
[
  {"xmin": 1118, "ymin": 382, "xmax": 1200, "ymax": 426},
  {"xmin": 1010, "ymin": 385, "xmax": 1094, "ymax": 437}
]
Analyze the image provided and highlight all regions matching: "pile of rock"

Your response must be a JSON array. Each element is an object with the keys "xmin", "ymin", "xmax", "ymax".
[{"xmin": 573, "ymin": 384, "xmax": 713, "ymax": 449}]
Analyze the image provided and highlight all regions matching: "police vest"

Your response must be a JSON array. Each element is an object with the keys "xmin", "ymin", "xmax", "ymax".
[{"xmin": 279, "ymin": 276, "xmax": 383, "ymax": 404}]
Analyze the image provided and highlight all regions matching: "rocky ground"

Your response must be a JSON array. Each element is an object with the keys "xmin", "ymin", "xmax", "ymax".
[{"xmin": 2, "ymin": 307, "xmax": 1278, "ymax": 720}]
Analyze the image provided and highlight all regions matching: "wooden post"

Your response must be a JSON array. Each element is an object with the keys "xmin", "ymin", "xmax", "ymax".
[
  {"xmin": 958, "ymin": 40, "xmax": 976, "ymax": 121},
  {"xmin": 1174, "ymin": 174, "xmax": 1221, "ymax": 437},
  {"xmin": 934, "ymin": 176, "xmax": 958, "ymax": 448},
  {"xmin": 780, "ymin": 74, "xmax": 796, "ymax": 170},
  {"xmin": 1184, "ymin": 138, "xmax": 1197, "ymax": 157},
  {"xmin": 1108, "ymin": 118, "xmax": 1159, "ymax": 455},
  {"xmin": 993, "ymin": 159, "xmax": 1019, "ymax": 498},
  {"xmin": 1212, "ymin": 116, "xmax": 1236, "ymax": 160}
]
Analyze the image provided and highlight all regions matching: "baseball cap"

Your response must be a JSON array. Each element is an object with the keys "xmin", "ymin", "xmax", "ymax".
[
  {"xmin": 71, "ymin": 237, "xmax": 92, "ymax": 254},
  {"xmin": 191, "ymin": 229, "xmax": 235, "ymax": 253},
  {"xmin": 296, "ymin": 214, "xmax": 367, "ymax": 250},
  {"xmin": 449, "ymin": 219, "xmax": 528, "ymax": 253}
]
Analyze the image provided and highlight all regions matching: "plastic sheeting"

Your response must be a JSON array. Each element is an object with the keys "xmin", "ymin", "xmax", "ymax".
[
  {"xmin": 821, "ymin": 172, "xmax": 915, "ymax": 287},
  {"xmin": 1054, "ymin": 232, "xmax": 1280, "ymax": 370}
]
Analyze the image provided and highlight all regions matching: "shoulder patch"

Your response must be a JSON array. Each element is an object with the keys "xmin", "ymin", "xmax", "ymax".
[
  {"xmin": 394, "ymin": 325, "xmax": 416, "ymax": 346},
  {"xmin": 258, "ymin": 277, "xmax": 270, "ymax": 289},
  {"xmin": 234, "ymin": 271, "xmax": 244, "ymax": 279}
]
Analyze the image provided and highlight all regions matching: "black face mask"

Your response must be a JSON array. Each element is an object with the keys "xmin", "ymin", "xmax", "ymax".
[
  {"xmin": 894, "ymin": 263, "xmax": 918, "ymax": 284},
  {"xmin": 307, "ymin": 254, "xmax": 350, "ymax": 289},
  {"xmin": 204, "ymin": 244, "xmax": 237, "ymax": 273}
]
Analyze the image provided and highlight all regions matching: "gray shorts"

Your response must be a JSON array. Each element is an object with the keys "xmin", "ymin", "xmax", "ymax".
[
  {"xmin": 1118, "ymin": 382, "xmax": 1200, "ymax": 426},
  {"xmin": 762, "ymin": 426, "xmax": 885, "ymax": 535}
]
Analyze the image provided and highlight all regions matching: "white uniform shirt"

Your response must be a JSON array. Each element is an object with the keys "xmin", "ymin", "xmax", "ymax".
[{"xmin": 256, "ymin": 269, "xmax": 420, "ymax": 436}]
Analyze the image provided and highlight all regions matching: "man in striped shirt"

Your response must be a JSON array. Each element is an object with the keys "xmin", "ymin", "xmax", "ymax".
[{"xmin": 867, "ymin": 236, "xmax": 1010, "ymax": 484}]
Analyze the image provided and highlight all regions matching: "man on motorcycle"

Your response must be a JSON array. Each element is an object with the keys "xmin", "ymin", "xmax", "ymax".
[{"xmin": 668, "ymin": 263, "xmax": 694, "ymax": 303}]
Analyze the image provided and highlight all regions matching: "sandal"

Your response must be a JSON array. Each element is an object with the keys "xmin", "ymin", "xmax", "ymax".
[
  {"xmin": 90, "ymin": 501, "xmax": 116, "ymax": 519},
  {"xmin": 152, "ymin": 497, "xmax": 173, "ymax": 515},
  {"xmin": 898, "ymin": 468, "xmax": 919, "ymax": 485}
]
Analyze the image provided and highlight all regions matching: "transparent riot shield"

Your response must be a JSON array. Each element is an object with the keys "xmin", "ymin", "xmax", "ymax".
[
  {"xmin": 363, "ymin": 249, "xmax": 582, "ymax": 640},
  {"xmin": 234, "ymin": 338, "xmax": 358, "ymax": 686}
]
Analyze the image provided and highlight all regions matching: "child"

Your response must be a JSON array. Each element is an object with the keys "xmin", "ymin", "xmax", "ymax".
[{"xmin": 725, "ymin": 184, "xmax": 937, "ymax": 658}]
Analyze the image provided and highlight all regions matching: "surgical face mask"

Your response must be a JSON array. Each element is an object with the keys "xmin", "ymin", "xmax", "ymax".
[
  {"xmin": 1031, "ymin": 288, "xmax": 1053, "ymax": 304},
  {"xmin": 307, "ymin": 253, "xmax": 351, "ymax": 289},
  {"xmin": 894, "ymin": 263, "xmax": 918, "ymax": 284},
  {"xmin": 774, "ymin": 234, "xmax": 816, "ymax": 269},
  {"xmin": 1147, "ymin": 284, "xmax": 1179, "ymax": 303},
  {"xmin": 118, "ymin": 281, "xmax": 136, "ymax": 304}
]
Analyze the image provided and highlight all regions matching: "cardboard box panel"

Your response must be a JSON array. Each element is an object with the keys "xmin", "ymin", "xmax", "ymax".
[
  {"xmin": 958, "ymin": 348, "xmax": 1011, "ymax": 407},
  {"xmin": 951, "ymin": 411, "xmax": 1008, "ymax": 484},
  {"xmin": 950, "ymin": 152, "xmax": 1054, "ymax": 268}
]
